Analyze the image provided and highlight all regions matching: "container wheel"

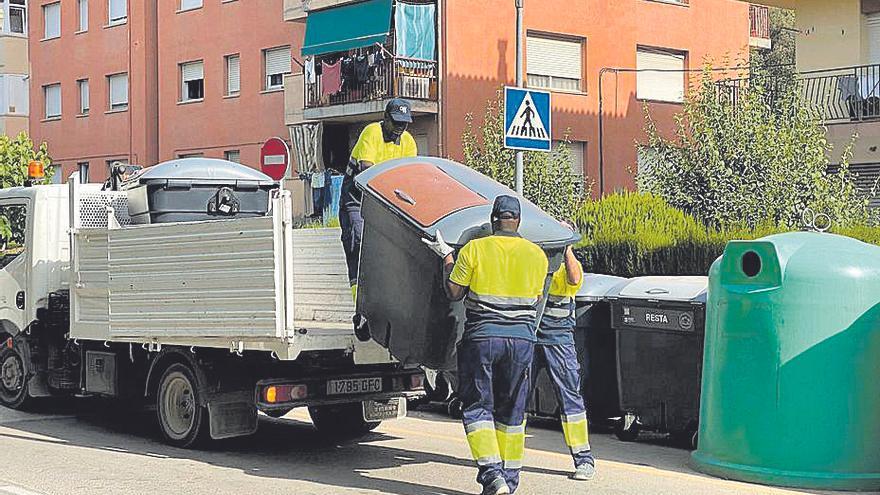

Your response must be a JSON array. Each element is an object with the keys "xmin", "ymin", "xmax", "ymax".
[
  {"xmin": 447, "ymin": 397, "xmax": 464, "ymax": 419},
  {"xmin": 309, "ymin": 402, "xmax": 380, "ymax": 438},
  {"xmin": 0, "ymin": 346, "xmax": 31, "ymax": 410},
  {"xmin": 614, "ymin": 413, "xmax": 640, "ymax": 442},
  {"xmin": 157, "ymin": 363, "xmax": 209, "ymax": 448}
]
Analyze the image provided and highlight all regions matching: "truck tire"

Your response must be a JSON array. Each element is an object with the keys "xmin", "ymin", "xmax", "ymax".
[
  {"xmin": 0, "ymin": 347, "xmax": 31, "ymax": 410},
  {"xmin": 156, "ymin": 363, "xmax": 209, "ymax": 448},
  {"xmin": 308, "ymin": 403, "xmax": 380, "ymax": 437}
]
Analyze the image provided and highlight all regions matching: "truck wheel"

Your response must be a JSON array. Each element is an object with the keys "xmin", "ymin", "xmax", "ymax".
[
  {"xmin": 157, "ymin": 363, "xmax": 209, "ymax": 448},
  {"xmin": 0, "ymin": 347, "xmax": 31, "ymax": 410},
  {"xmin": 308, "ymin": 403, "xmax": 380, "ymax": 437}
]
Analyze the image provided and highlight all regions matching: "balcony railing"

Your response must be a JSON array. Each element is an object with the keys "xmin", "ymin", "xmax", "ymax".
[
  {"xmin": 305, "ymin": 56, "xmax": 437, "ymax": 110},
  {"xmin": 719, "ymin": 64, "xmax": 880, "ymax": 124}
]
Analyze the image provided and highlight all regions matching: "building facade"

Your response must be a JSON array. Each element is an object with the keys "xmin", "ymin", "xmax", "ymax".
[
  {"xmin": 1, "ymin": 0, "xmax": 30, "ymax": 138},
  {"xmin": 284, "ymin": 0, "xmax": 754, "ymax": 196},
  {"xmin": 29, "ymin": 0, "xmax": 301, "ymax": 183}
]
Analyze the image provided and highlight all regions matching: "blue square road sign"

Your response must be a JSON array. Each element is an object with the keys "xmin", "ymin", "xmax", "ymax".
[{"xmin": 504, "ymin": 86, "xmax": 552, "ymax": 152}]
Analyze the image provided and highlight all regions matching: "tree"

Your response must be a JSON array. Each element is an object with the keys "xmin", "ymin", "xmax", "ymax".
[
  {"xmin": 0, "ymin": 132, "xmax": 54, "ymax": 241},
  {"xmin": 461, "ymin": 90, "xmax": 587, "ymax": 220},
  {"xmin": 638, "ymin": 70, "xmax": 870, "ymax": 230}
]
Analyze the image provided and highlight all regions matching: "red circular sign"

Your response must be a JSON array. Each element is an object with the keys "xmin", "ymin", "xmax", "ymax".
[{"xmin": 260, "ymin": 137, "xmax": 290, "ymax": 181}]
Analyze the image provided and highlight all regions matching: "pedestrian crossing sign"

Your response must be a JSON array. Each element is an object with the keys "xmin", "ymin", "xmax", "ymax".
[{"xmin": 504, "ymin": 86, "xmax": 552, "ymax": 152}]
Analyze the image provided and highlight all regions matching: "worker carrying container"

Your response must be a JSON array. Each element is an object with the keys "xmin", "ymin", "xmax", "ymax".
[
  {"xmin": 693, "ymin": 232, "xmax": 880, "ymax": 491},
  {"xmin": 123, "ymin": 158, "xmax": 278, "ymax": 224},
  {"xmin": 354, "ymin": 157, "xmax": 580, "ymax": 370}
]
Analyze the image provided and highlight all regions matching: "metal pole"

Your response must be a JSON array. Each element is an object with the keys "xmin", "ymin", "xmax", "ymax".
[{"xmin": 514, "ymin": 0, "xmax": 524, "ymax": 195}]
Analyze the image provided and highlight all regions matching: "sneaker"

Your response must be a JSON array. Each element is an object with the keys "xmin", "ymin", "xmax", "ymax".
[
  {"xmin": 571, "ymin": 463, "xmax": 596, "ymax": 481},
  {"xmin": 353, "ymin": 314, "xmax": 371, "ymax": 342},
  {"xmin": 481, "ymin": 477, "xmax": 511, "ymax": 495}
]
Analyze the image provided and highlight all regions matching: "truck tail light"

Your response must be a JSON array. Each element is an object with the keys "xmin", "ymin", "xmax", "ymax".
[
  {"xmin": 263, "ymin": 384, "xmax": 308, "ymax": 404},
  {"xmin": 409, "ymin": 374, "xmax": 425, "ymax": 390}
]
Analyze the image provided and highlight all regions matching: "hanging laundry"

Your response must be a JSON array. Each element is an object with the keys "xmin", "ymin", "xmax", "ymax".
[
  {"xmin": 395, "ymin": 2, "xmax": 436, "ymax": 60},
  {"xmin": 321, "ymin": 59, "xmax": 343, "ymax": 97},
  {"xmin": 304, "ymin": 57, "xmax": 316, "ymax": 84},
  {"xmin": 354, "ymin": 55, "xmax": 370, "ymax": 85}
]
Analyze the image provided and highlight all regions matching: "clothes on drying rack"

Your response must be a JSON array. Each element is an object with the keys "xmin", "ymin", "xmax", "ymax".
[
  {"xmin": 305, "ymin": 57, "xmax": 316, "ymax": 84},
  {"xmin": 321, "ymin": 59, "xmax": 343, "ymax": 97}
]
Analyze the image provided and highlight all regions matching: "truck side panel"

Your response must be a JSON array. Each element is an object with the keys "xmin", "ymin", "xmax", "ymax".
[{"xmin": 70, "ymin": 229, "xmax": 111, "ymax": 341}]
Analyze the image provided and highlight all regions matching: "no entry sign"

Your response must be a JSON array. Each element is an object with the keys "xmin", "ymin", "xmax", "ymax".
[{"xmin": 260, "ymin": 137, "xmax": 291, "ymax": 181}]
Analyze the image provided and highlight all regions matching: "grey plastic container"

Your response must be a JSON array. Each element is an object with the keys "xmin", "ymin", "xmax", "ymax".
[
  {"xmin": 354, "ymin": 157, "xmax": 580, "ymax": 370},
  {"xmin": 124, "ymin": 158, "xmax": 277, "ymax": 224},
  {"xmin": 530, "ymin": 274, "xmax": 628, "ymax": 420},
  {"xmin": 607, "ymin": 276, "xmax": 708, "ymax": 440}
]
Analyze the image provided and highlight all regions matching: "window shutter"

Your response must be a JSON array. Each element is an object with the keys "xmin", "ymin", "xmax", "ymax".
[
  {"xmin": 46, "ymin": 84, "xmax": 61, "ymax": 118},
  {"xmin": 109, "ymin": 0, "xmax": 126, "ymax": 22},
  {"xmin": 265, "ymin": 47, "xmax": 291, "ymax": 76},
  {"xmin": 80, "ymin": 80, "xmax": 89, "ymax": 112},
  {"xmin": 44, "ymin": 3, "xmax": 61, "ymax": 39},
  {"xmin": 78, "ymin": 0, "xmax": 88, "ymax": 31},
  {"xmin": 182, "ymin": 62, "xmax": 204, "ymax": 82},
  {"xmin": 636, "ymin": 48, "xmax": 685, "ymax": 103},
  {"xmin": 227, "ymin": 56, "xmax": 240, "ymax": 94},
  {"xmin": 180, "ymin": 0, "xmax": 202, "ymax": 10},
  {"xmin": 527, "ymin": 36, "xmax": 582, "ymax": 80},
  {"xmin": 109, "ymin": 74, "xmax": 128, "ymax": 106},
  {"xmin": 868, "ymin": 14, "xmax": 880, "ymax": 64},
  {"xmin": 6, "ymin": 75, "xmax": 28, "ymax": 115}
]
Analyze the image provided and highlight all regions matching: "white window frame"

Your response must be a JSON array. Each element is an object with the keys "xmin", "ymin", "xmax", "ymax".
[
  {"xmin": 78, "ymin": 79, "xmax": 89, "ymax": 115},
  {"xmin": 636, "ymin": 46, "xmax": 687, "ymax": 103},
  {"xmin": 264, "ymin": 46, "xmax": 291, "ymax": 91},
  {"xmin": 44, "ymin": 83, "xmax": 61, "ymax": 119},
  {"xmin": 180, "ymin": 60, "xmax": 205, "ymax": 102},
  {"xmin": 77, "ymin": 0, "xmax": 88, "ymax": 32},
  {"xmin": 2, "ymin": 0, "xmax": 28, "ymax": 35},
  {"xmin": 108, "ymin": 0, "xmax": 126, "ymax": 25},
  {"xmin": 0, "ymin": 74, "xmax": 29, "ymax": 116},
  {"xmin": 107, "ymin": 73, "xmax": 128, "ymax": 111},
  {"xmin": 226, "ymin": 54, "xmax": 240, "ymax": 96},
  {"xmin": 78, "ymin": 162, "xmax": 90, "ymax": 183},
  {"xmin": 179, "ymin": 0, "xmax": 202, "ymax": 12},
  {"xmin": 526, "ymin": 32, "xmax": 584, "ymax": 93},
  {"xmin": 43, "ymin": 2, "xmax": 61, "ymax": 40}
]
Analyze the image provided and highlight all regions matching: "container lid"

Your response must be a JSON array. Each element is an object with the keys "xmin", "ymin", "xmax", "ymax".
[
  {"xmin": 123, "ymin": 158, "xmax": 276, "ymax": 187},
  {"xmin": 355, "ymin": 157, "xmax": 580, "ymax": 249},
  {"xmin": 613, "ymin": 276, "xmax": 708, "ymax": 302},
  {"xmin": 576, "ymin": 274, "xmax": 630, "ymax": 302}
]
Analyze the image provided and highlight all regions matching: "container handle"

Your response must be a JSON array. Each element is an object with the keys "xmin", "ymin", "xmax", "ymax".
[
  {"xmin": 645, "ymin": 288, "xmax": 669, "ymax": 295},
  {"xmin": 394, "ymin": 189, "xmax": 416, "ymax": 206}
]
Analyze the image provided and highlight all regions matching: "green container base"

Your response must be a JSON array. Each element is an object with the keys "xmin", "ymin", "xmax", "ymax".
[{"xmin": 692, "ymin": 451, "xmax": 880, "ymax": 492}]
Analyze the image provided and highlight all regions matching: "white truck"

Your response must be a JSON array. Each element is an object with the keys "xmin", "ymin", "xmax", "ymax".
[{"xmin": 0, "ymin": 174, "xmax": 424, "ymax": 447}]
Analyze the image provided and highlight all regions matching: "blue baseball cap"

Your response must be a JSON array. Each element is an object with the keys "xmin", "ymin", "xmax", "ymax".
[
  {"xmin": 492, "ymin": 195, "xmax": 521, "ymax": 220},
  {"xmin": 386, "ymin": 98, "xmax": 413, "ymax": 123}
]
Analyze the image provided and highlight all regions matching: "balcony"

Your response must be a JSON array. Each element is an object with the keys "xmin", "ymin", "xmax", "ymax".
[
  {"xmin": 749, "ymin": 4, "xmax": 772, "ymax": 49},
  {"xmin": 720, "ymin": 64, "xmax": 880, "ymax": 124}
]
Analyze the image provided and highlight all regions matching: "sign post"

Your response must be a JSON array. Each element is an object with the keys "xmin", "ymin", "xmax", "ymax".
[
  {"xmin": 504, "ymin": 86, "xmax": 552, "ymax": 153},
  {"xmin": 514, "ymin": 0, "xmax": 524, "ymax": 194},
  {"xmin": 260, "ymin": 137, "xmax": 292, "ymax": 181}
]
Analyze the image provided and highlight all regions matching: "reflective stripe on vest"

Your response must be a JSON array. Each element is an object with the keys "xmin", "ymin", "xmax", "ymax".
[
  {"xmin": 464, "ymin": 291, "xmax": 540, "ymax": 322},
  {"xmin": 544, "ymin": 294, "xmax": 574, "ymax": 319}
]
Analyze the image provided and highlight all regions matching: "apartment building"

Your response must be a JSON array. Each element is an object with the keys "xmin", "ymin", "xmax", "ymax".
[
  {"xmin": 0, "ymin": 0, "xmax": 29, "ymax": 138},
  {"xmin": 29, "ymin": 0, "xmax": 301, "ymax": 183},
  {"xmin": 744, "ymin": 0, "xmax": 880, "ymax": 205},
  {"xmin": 283, "ymin": 0, "xmax": 756, "ymax": 195}
]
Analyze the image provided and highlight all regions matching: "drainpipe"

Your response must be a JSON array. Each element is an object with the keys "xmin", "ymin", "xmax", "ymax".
[{"xmin": 597, "ymin": 67, "xmax": 616, "ymax": 197}]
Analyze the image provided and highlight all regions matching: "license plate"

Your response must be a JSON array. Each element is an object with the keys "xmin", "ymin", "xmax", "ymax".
[
  {"xmin": 620, "ymin": 306, "xmax": 696, "ymax": 332},
  {"xmin": 363, "ymin": 398, "xmax": 406, "ymax": 422},
  {"xmin": 326, "ymin": 377, "xmax": 383, "ymax": 396}
]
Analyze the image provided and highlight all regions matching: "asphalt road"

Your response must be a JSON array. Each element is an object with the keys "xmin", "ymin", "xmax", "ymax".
[{"xmin": 0, "ymin": 400, "xmax": 851, "ymax": 495}]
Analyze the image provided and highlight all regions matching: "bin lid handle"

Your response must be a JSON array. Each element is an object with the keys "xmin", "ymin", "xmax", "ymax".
[
  {"xmin": 394, "ymin": 189, "xmax": 417, "ymax": 206},
  {"xmin": 645, "ymin": 288, "xmax": 669, "ymax": 295}
]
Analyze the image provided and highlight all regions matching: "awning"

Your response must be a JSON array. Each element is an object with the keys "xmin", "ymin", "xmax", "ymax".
[{"xmin": 302, "ymin": 0, "xmax": 393, "ymax": 56}]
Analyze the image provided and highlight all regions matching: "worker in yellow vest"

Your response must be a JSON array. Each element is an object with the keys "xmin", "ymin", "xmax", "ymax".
[
  {"xmin": 423, "ymin": 195, "xmax": 548, "ymax": 495},
  {"xmin": 341, "ymin": 99, "xmax": 417, "ymax": 339}
]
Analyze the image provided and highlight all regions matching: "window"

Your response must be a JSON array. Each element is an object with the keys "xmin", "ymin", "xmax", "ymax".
[
  {"xmin": 44, "ymin": 84, "xmax": 61, "ymax": 119},
  {"xmin": 2, "ymin": 0, "xmax": 27, "ymax": 34},
  {"xmin": 264, "ymin": 46, "xmax": 291, "ymax": 90},
  {"xmin": 178, "ymin": 152, "xmax": 203, "ymax": 158},
  {"xmin": 226, "ymin": 54, "xmax": 240, "ymax": 96},
  {"xmin": 78, "ymin": 162, "xmax": 90, "ymax": 183},
  {"xmin": 180, "ymin": 0, "xmax": 202, "ymax": 11},
  {"xmin": 527, "ymin": 33, "xmax": 583, "ymax": 92},
  {"xmin": 637, "ymin": 146, "xmax": 661, "ymax": 178},
  {"xmin": 78, "ymin": 0, "xmax": 88, "ymax": 31},
  {"xmin": 108, "ymin": 0, "xmax": 126, "ymax": 24},
  {"xmin": 0, "ymin": 75, "xmax": 29, "ymax": 116},
  {"xmin": 43, "ymin": 2, "xmax": 61, "ymax": 40},
  {"xmin": 51, "ymin": 167, "xmax": 63, "ymax": 184},
  {"xmin": 0, "ymin": 204, "xmax": 28, "ymax": 268},
  {"xmin": 636, "ymin": 47, "xmax": 686, "ymax": 103},
  {"xmin": 224, "ymin": 150, "xmax": 240, "ymax": 163},
  {"xmin": 78, "ymin": 79, "xmax": 89, "ymax": 115},
  {"xmin": 180, "ymin": 61, "xmax": 205, "ymax": 102},
  {"xmin": 553, "ymin": 140, "xmax": 586, "ymax": 178},
  {"xmin": 108, "ymin": 73, "xmax": 128, "ymax": 111}
]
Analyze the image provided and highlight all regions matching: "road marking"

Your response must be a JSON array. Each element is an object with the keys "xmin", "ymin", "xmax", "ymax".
[{"xmin": 0, "ymin": 486, "xmax": 46, "ymax": 495}]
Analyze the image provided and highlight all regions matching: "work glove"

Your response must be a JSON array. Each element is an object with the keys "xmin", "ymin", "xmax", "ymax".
[{"xmin": 422, "ymin": 230, "xmax": 454, "ymax": 258}]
